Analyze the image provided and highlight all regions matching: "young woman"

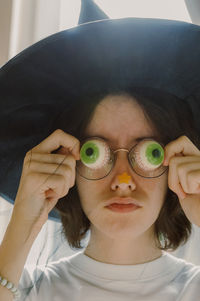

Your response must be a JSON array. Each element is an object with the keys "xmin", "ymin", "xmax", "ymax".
[
  {"xmin": 0, "ymin": 16, "xmax": 200, "ymax": 301},
  {"xmin": 1, "ymin": 87, "xmax": 200, "ymax": 300}
]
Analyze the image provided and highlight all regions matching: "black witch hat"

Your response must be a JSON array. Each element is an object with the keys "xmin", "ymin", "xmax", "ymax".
[{"xmin": 0, "ymin": 0, "xmax": 200, "ymax": 221}]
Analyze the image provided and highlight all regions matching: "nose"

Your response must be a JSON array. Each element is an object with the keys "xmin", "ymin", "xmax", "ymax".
[
  {"xmin": 111, "ymin": 171, "xmax": 136, "ymax": 191},
  {"xmin": 111, "ymin": 149, "xmax": 136, "ymax": 191}
]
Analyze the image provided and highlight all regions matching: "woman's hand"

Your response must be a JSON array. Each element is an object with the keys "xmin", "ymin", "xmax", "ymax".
[
  {"xmin": 163, "ymin": 135, "xmax": 200, "ymax": 227},
  {"xmin": 13, "ymin": 129, "xmax": 80, "ymax": 230}
]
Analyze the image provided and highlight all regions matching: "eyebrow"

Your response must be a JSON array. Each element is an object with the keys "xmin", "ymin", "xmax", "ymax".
[{"xmin": 82, "ymin": 134, "xmax": 160, "ymax": 144}]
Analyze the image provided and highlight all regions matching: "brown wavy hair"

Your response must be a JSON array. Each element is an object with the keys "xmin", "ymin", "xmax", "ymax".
[{"xmin": 51, "ymin": 86, "xmax": 200, "ymax": 251}]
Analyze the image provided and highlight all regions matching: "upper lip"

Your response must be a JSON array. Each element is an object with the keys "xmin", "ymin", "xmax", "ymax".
[{"xmin": 105, "ymin": 197, "xmax": 142, "ymax": 207}]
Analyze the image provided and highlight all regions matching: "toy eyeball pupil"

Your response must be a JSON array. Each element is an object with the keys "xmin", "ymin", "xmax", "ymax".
[
  {"xmin": 152, "ymin": 148, "xmax": 161, "ymax": 158},
  {"xmin": 86, "ymin": 148, "xmax": 93, "ymax": 156}
]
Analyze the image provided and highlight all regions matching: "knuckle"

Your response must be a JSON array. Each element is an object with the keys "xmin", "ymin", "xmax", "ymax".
[
  {"xmin": 24, "ymin": 150, "xmax": 32, "ymax": 160},
  {"xmin": 59, "ymin": 175, "xmax": 70, "ymax": 196},
  {"xmin": 64, "ymin": 167, "xmax": 74, "ymax": 188},
  {"xmin": 67, "ymin": 175, "xmax": 73, "ymax": 188},
  {"xmin": 57, "ymin": 164, "xmax": 72, "ymax": 181},
  {"xmin": 59, "ymin": 173, "xmax": 66, "ymax": 186},
  {"xmin": 74, "ymin": 139, "xmax": 80, "ymax": 147},
  {"xmin": 168, "ymin": 178, "xmax": 175, "ymax": 191},
  {"xmin": 168, "ymin": 182, "xmax": 175, "ymax": 192},
  {"xmin": 64, "ymin": 164, "xmax": 73, "ymax": 177},
  {"xmin": 168, "ymin": 182, "xmax": 173, "ymax": 190},
  {"xmin": 54, "ymin": 129, "xmax": 63, "ymax": 136},
  {"xmin": 24, "ymin": 151, "xmax": 33, "ymax": 166},
  {"xmin": 179, "ymin": 135, "xmax": 188, "ymax": 142},
  {"xmin": 67, "ymin": 154, "xmax": 76, "ymax": 165}
]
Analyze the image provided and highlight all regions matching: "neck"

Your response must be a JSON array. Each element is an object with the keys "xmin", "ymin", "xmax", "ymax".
[{"xmin": 84, "ymin": 227, "xmax": 163, "ymax": 265}]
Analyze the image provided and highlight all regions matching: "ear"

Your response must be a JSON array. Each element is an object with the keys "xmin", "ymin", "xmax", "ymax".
[{"xmin": 78, "ymin": 0, "xmax": 109, "ymax": 25}]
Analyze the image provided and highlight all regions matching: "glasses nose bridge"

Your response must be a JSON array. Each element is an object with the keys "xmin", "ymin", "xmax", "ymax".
[
  {"xmin": 112, "ymin": 148, "xmax": 132, "ymax": 172},
  {"xmin": 113, "ymin": 148, "xmax": 130, "ymax": 162},
  {"xmin": 113, "ymin": 148, "xmax": 129, "ymax": 155}
]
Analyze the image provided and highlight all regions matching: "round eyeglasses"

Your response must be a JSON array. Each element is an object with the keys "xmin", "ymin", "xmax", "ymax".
[{"xmin": 75, "ymin": 137, "xmax": 168, "ymax": 180}]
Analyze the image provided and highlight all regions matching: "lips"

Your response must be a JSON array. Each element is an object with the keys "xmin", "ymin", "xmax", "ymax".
[{"xmin": 104, "ymin": 197, "xmax": 142, "ymax": 207}]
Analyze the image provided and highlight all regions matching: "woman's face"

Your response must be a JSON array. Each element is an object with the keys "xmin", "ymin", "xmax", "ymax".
[{"xmin": 76, "ymin": 95, "xmax": 168, "ymax": 241}]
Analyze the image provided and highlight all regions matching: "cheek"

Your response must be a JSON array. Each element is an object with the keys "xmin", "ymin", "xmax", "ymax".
[
  {"xmin": 75, "ymin": 176, "xmax": 100, "ymax": 214},
  {"xmin": 76, "ymin": 176, "xmax": 99, "ymax": 199},
  {"xmin": 142, "ymin": 170, "xmax": 168, "ymax": 189},
  {"xmin": 147, "ymin": 173, "xmax": 168, "ymax": 208}
]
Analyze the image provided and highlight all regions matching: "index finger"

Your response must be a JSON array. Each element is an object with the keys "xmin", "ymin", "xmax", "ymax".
[
  {"xmin": 32, "ymin": 129, "xmax": 80, "ymax": 159},
  {"xmin": 164, "ymin": 135, "xmax": 200, "ymax": 165}
]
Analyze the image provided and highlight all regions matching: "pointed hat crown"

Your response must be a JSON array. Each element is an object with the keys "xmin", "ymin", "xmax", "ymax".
[{"xmin": 78, "ymin": 0, "xmax": 109, "ymax": 24}]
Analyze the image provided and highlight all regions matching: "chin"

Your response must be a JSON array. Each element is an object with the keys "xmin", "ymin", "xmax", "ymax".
[{"xmin": 96, "ymin": 218, "xmax": 144, "ymax": 239}]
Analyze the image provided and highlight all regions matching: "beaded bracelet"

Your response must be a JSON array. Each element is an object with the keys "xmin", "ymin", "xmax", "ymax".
[{"xmin": 0, "ymin": 275, "xmax": 20, "ymax": 300}]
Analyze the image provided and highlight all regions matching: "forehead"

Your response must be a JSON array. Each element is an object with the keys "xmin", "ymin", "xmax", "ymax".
[
  {"xmin": 87, "ymin": 95, "xmax": 148, "ymax": 127},
  {"xmin": 83, "ymin": 95, "xmax": 160, "ymax": 146}
]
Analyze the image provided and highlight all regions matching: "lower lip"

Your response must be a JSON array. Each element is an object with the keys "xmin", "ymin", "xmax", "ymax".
[{"xmin": 105, "ymin": 203, "xmax": 140, "ymax": 213}]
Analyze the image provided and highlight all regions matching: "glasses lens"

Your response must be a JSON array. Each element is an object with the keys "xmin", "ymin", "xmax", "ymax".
[
  {"xmin": 129, "ymin": 139, "xmax": 167, "ymax": 178},
  {"xmin": 76, "ymin": 137, "xmax": 115, "ymax": 180}
]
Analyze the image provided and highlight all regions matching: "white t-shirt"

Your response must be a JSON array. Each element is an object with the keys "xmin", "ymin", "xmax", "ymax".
[{"xmin": 18, "ymin": 250, "xmax": 200, "ymax": 301}]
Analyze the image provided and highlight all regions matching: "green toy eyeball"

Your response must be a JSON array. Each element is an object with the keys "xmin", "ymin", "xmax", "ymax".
[
  {"xmin": 132, "ymin": 140, "xmax": 164, "ymax": 171},
  {"xmin": 80, "ymin": 139, "xmax": 111, "ymax": 169}
]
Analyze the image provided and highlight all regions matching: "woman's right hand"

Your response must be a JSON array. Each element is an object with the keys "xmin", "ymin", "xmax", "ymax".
[{"xmin": 12, "ymin": 129, "xmax": 81, "ymax": 230}]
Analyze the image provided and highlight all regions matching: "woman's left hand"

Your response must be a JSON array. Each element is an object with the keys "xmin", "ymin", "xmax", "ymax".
[{"xmin": 163, "ymin": 135, "xmax": 200, "ymax": 227}]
